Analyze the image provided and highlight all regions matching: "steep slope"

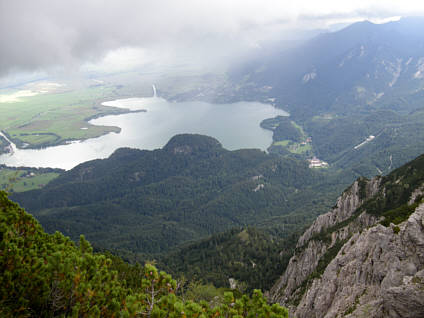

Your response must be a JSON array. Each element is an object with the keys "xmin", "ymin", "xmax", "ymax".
[
  {"xmin": 294, "ymin": 205, "xmax": 424, "ymax": 318},
  {"xmin": 233, "ymin": 17, "xmax": 424, "ymax": 118},
  {"xmin": 12, "ymin": 134, "xmax": 342, "ymax": 256},
  {"xmin": 269, "ymin": 177, "xmax": 381, "ymax": 306},
  {"xmin": 0, "ymin": 190, "xmax": 289, "ymax": 317},
  {"xmin": 270, "ymin": 153, "xmax": 424, "ymax": 317}
]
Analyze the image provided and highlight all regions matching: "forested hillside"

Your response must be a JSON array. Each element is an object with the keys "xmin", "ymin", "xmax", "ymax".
[
  {"xmin": 12, "ymin": 134, "xmax": 347, "ymax": 259},
  {"xmin": 159, "ymin": 227, "xmax": 300, "ymax": 292},
  {"xmin": 0, "ymin": 191, "xmax": 289, "ymax": 317}
]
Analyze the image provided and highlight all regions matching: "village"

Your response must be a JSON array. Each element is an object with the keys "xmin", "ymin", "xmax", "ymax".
[{"xmin": 307, "ymin": 156, "xmax": 329, "ymax": 168}]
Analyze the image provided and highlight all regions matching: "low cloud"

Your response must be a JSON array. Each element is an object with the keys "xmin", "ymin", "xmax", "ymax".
[{"xmin": 1, "ymin": 0, "xmax": 424, "ymax": 79}]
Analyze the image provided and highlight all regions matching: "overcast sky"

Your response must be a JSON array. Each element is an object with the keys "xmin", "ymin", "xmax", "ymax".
[{"xmin": 1, "ymin": 0, "xmax": 424, "ymax": 82}]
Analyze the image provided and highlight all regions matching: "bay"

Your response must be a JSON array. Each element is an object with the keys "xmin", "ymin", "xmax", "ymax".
[{"xmin": 0, "ymin": 96, "xmax": 288, "ymax": 170}]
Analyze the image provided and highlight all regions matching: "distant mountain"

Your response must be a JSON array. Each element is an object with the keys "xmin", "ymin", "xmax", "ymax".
[
  {"xmin": 154, "ymin": 19, "xmax": 424, "ymax": 179},
  {"xmin": 231, "ymin": 17, "xmax": 424, "ymax": 119},
  {"xmin": 12, "ymin": 134, "xmax": 345, "ymax": 257},
  {"xmin": 224, "ymin": 18, "xmax": 424, "ymax": 177}
]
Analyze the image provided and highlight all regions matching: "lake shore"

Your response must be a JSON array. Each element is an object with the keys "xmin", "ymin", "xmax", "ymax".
[{"xmin": 0, "ymin": 96, "xmax": 287, "ymax": 170}]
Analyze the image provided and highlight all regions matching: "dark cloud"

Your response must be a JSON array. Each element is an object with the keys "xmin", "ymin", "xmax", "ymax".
[
  {"xmin": 1, "ymin": 0, "xmax": 422, "ymax": 78},
  {"xmin": 1, "ymin": 0, "xmax": 274, "ymax": 77}
]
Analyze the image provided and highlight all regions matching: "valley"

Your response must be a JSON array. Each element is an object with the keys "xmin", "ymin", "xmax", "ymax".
[
  {"xmin": 2, "ymin": 12, "xmax": 424, "ymax": 318},
  {"xmin": 11, "ymin": 134, "xmax": 348, "ymax": 258},
  {"xmin": 0, "ymin": 84, "xmax": 131, "ymax": 151},
  {"xmin": 0, "ymin": 85, "xmax": 286, "ymax": 169}
]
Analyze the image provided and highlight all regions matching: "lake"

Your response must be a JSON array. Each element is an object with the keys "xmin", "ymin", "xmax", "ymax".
[{"xmin": 0, "ymin": 96, "xmax": 288, "ymax": 170}]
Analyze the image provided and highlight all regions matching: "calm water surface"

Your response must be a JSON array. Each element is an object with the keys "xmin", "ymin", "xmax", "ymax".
[{"xmin": 0, "ymin": 96, "xmax": 288, "ymax": 170}]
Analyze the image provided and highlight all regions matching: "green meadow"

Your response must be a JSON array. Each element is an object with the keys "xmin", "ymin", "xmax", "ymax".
[
  {"xmin": 273, "ymin": 140, "xmax": 312, "ymax": 154},
  {"xmin": 0, "ymin": 85, "xmax": 128, "ymax": 150},
  {"xmin": 0, "ymin": 167, "xmax": 60, "ymax": 192}
]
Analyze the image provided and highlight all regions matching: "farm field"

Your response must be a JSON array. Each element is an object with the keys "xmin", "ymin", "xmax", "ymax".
[{"xmin": 0, "ymin": 84, "xmax": 130, "ymax": 151}]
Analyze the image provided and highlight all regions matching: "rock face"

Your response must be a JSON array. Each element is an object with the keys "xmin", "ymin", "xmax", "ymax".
[
  {"xmin": 270, "ymin": 175, "xmax": 424, "ymax": 318},
  {"xmin": 296, "ymin": 178, "xmax": 381, "ymax": 247},
  {"xmin": 295, "ymin": 204, "xmax": 424, "ymax": 318},
  {"xmin": 270, "ymin": 177, "xmax": 381, "ymax": 306}
]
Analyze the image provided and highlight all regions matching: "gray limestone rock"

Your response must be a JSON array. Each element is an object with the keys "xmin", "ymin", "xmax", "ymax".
[
  {"xmin": 270, "ymin": 177, "xmax": 424, "ymax": 318},
  {"xmin": 270, "ymin": 178, "xmax": 381, "ymax": 307},
  {"xmin": 293, "ymin": 204, "xmax": 424, "ymax": 318}
]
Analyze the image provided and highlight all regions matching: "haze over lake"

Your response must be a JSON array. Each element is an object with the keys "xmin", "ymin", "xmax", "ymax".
[{"xmin": 0, "ymin": 96, "xmax": 287, "ymax": 170}]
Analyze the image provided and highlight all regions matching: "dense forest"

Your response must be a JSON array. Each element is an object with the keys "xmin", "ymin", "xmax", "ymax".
[
  {"xmin": 159, "ymin": 227, "xmax": 300, "ymax": 292},
  {"xmin": 12, "ymin": 132, "xmax": 423, "ymax": 292},
  {"xmin": 2, "ymin": 150, "xmax": 424, "ymax": 317},
  {"xmin": 260, "ymin": 117, "xmax": 304, "ymax": 143},
  {"xmin": 0, "ymin": 190, "xmax": 289, "ymax": 317},
  {"xmin": 261, "ymin": 108, "xmax": 424, "ymax": 178},
  {"xmin": 12, "ymin": 134, "xmax": 349, "ymax": 257},
  {"xmin": 158, "ymin": 154, "xmax": 424, "ymax": 293},
  {"xmin": 304, "ymin": 109, "xmax": 424, "ymax": 176},
  {"xmin": 9, "ymin": 134, "xmax": 358, "ymax": 291}
]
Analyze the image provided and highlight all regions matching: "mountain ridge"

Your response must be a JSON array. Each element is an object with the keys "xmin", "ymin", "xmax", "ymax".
[
  {"xmin": 232, "ymin": 17, "xmax": 424, "ymax": 117},
  {"xmin": 269, "ymin": 152, "xmax": 424, "ymax": 317}
]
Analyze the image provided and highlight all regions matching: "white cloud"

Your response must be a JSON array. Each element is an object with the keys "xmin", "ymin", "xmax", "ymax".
[
  {"xmin": 81, "ymin": 47, "xmax": 155, "ymax": 73},
  {"xmin": 1, "ymin": 0, "xmax": 424, "ymax": 78}
]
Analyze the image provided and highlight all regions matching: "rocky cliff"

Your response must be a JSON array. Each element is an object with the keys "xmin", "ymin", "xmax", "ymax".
[
  {"xmin": 270, "ymin": 154, "xmax": 424, "ymax": 318},
  {"xmin": 293, "ymin": 203, "xmax": 424, "ymax": 318}
]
